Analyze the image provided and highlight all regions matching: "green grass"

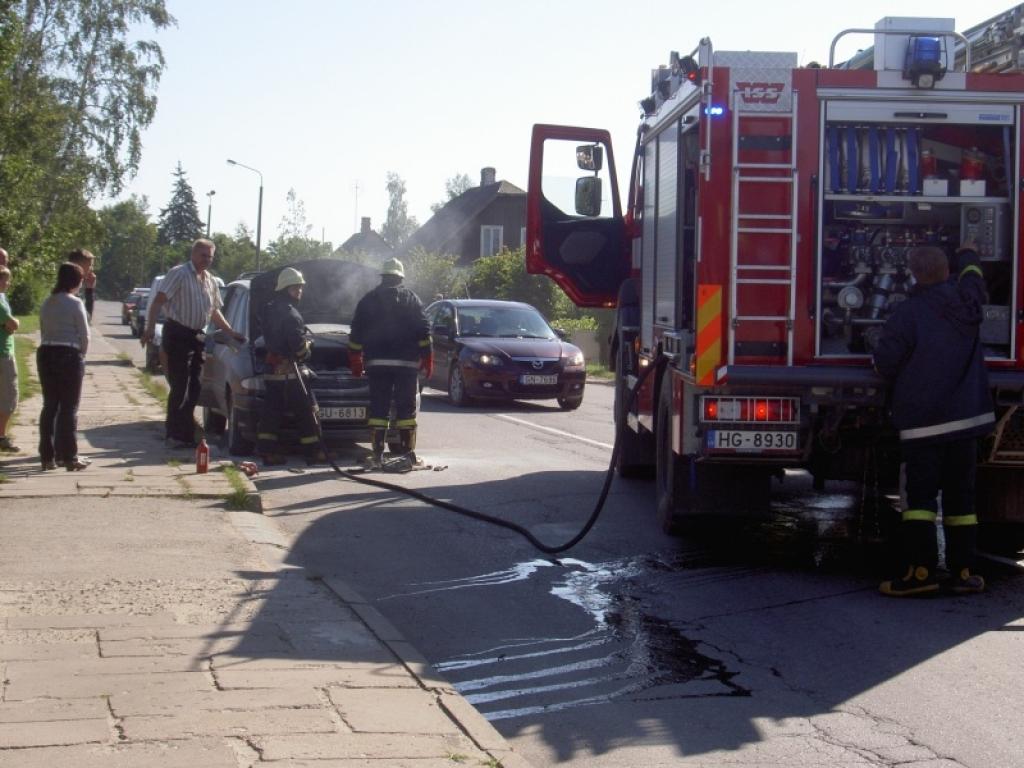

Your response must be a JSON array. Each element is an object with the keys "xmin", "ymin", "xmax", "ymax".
[
  {"xmin": 222, "ymin": 465, "xmax": 251, "ymax": 510},
  {"xmin": 0, "ymin": 472, "xmax": 8, "ymax": 484},
  {"xmin": 586, "ymin": 362, "xmax": 613, "ymax": 380},
  {"xmin": 14, "ymin": 313, "xmax": 38, "ymax": 335},
  {"xmin": 138, "ymin": 369, "xmax": 168, "ymax": 406},
  {"xmin": 13, "ymin": 336, "xmax": 39, "ymax": 401},
  {"xmin": 11, "ymin": 314, "xmax": 41, "ymax": 404}
]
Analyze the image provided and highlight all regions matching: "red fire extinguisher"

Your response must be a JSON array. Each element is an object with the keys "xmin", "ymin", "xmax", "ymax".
[{"xmin": 195, "ymin": 438, "xmax": 209, "ymax": 474}]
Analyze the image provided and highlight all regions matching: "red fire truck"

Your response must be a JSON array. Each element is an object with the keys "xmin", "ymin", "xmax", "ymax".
[{"xmin": 527, "ymin": 11, "xmax": 1024, "ymax": 544}]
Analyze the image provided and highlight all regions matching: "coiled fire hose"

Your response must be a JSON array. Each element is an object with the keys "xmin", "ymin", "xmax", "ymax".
[{"xmin": 291, "ymin": 358, "xmax": 657, "ymax": 555}]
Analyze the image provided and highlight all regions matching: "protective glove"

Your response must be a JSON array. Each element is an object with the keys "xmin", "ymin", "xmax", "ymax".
[
  {"xmin": 420, "ymin": 351, "xmax": 434, "ymax": 380},
  {"xmin": 296, "ymin": 339, "xmax": 311, "ymax": 362},
  {"xmin": 349, "ymin": 349, "xmax": 364, "ymax": 378}
]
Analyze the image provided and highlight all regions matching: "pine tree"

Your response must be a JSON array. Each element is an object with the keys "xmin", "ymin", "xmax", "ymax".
[{"xmin": 157, "ymin": 162, "xmax": 204, "ymax": 246}]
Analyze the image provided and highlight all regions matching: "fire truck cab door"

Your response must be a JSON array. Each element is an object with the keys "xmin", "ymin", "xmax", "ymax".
[{"xmin": 527, "ymin": 124, "xmax": 627, "ymax": 308}]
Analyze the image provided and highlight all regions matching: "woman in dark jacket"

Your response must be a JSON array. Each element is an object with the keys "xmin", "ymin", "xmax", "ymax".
[{"xmin": 38, "ymin": 262, "xmax": 90, "ymax": 471}]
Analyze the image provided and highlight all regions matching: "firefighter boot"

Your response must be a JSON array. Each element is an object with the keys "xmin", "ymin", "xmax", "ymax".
[
  {"xmin": 399, "ymin": 427, "xmax": 417, "ymax": 462},
  {"xmin": 370, "ymin": 428, "xmax": 386, "ymax": 468},
  {"xmin": 879, "ymin": 520, "xmax": 939, "ymax": 597},
  {"xmin": 944, "ymin": 522, "xmax": 985, "ymax": 594}
]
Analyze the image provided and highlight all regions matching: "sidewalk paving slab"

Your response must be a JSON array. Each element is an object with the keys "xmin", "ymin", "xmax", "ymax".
[{"xmin": 0, "ymin": 323, "xmax": 536, "ymax": 767}]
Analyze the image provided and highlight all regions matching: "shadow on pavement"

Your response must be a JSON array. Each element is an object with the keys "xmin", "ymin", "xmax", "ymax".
[{"xmin": 231, "ymin": 463, "xmax": 1024, "ymax": 763}]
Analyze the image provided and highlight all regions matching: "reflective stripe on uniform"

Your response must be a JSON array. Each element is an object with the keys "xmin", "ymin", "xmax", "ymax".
[
  {"xmin": 960, "ymin": 264, "xmax": 983, "ymax": 280},
  {"xmin": 903, "ymin": 508, "xmax": 937, "ymax": 522},
  {"xmin": 257, "ymin": 433, "xmax": 277, "ymax": 440},
  {"xmin": 943, "ymin": 513, "xmax": 978, "ymax": 527},
  {"xmin": 299, "ymin": 435, "xmax": 319, "ymax": 445},
  {"xmin": 367, "ymin": 417, "xmax": 389, "ymax": 427},
  {"xmin": 418, "ymin": 338, "xmax": 431, "ymax": 347},
  {"xmin": 394, "ymin": 418, "xmax": 416, "ymax": 428},
  {"xmin": 348, "ymin": 341, "xmax": 363, "ymax": 350},
  {"xmin": 899, "ymin": 411, "xmax": 995, "ymax": 441},
  {"xmin": 366, "ymin": 358, "xmax": 419, "ymax": 368}
]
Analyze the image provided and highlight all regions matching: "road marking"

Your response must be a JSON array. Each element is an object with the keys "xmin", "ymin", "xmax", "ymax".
[{"xmin": 494, "ymin": 414, "xmax": 613, "ymax": 450}]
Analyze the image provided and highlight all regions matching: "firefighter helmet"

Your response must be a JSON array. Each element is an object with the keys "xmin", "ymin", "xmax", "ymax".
[
  {"xmin": 380, "ymin": 258, "xmax": 405, "ymax": 278},
  {"xmin": 276, "ymin": 267, "xmax": 306, "ymax": 292}
]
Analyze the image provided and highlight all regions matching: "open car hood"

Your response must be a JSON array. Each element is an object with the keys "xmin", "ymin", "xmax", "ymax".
[{"xmin": 249, "ymin": 259, "xmax": 380, "ymax": 342}]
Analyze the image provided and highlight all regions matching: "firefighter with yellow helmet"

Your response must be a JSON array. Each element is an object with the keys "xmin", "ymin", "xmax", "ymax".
[
  {"xmin": 256, "ymin": 266, "xmax": 322, "ymax": 466},
  {"xmin": 348, "ymin": 257, "xmax": 432, "ymax": 465}
]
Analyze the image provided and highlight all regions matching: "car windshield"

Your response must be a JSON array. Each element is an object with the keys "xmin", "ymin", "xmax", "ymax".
[{"xmin": 456, "ymin": 306, "xmax": 555, "ymax": 339}]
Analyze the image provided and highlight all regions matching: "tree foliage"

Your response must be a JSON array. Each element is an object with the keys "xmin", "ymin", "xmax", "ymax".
[
  {"xmin": 402, "ymin": 247, "xmax": 465, "ymax": 303},
  {"xmin": 0, "ymin": 0, "xmax": 171, "ymax": 308},
  {"xmin": 467, "ymin": 246, "xmax": 573, "ymax": 319},
  {"xmin": 97, "ymin": 195, "xmax": 159, "ymax": 297},
  {"xmin": 430, "ymin": 172, "xmax": 474, "ymax": 213},
  {"xmin": 381, "ymin": 172, "xmax": 418, "ymax": 248},
  {"xmin": 157, "ymin": 162, "xmax": 203, "ymax": 247}
]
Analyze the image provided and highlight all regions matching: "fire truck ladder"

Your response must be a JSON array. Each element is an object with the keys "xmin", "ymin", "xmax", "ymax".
[{"xmin": 728, "ymin": 92, "xmax": 798, "ymax": 366}]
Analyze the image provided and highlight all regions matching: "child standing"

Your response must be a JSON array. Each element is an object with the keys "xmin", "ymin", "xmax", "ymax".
[{"xmin": 0, "ymin": 265, "xmax": 21, "ymax": 452}]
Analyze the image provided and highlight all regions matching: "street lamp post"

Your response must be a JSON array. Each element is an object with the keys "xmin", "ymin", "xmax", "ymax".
[
  {"xmin": 205, "ymin": 190, "xmax": 215, "ymax": 238},
  {"xmin": 226, "ymin": 159, "xmax": 263, "ymax": 271}
]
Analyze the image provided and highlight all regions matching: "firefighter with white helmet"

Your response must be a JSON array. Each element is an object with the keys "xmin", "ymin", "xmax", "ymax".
[
  {"xmin": 348, "ymin": 257, "xmax": 432, "ymax": 465},
  {"xmin": 256, "ymin": 266, "xmax": 322, "ymax": 465}
]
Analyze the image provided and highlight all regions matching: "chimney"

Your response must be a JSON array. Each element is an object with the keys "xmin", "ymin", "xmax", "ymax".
[
  {"xmin": 360, "ymin": 217, "xmax": 371, "ymax": 234},
  {"xmin": 480, "ymin": 167, "xmax": 496, "ymax": 186}
]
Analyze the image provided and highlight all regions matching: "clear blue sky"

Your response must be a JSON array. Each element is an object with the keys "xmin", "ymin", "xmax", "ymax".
[{"xmin": 108, "ymin": 0, "xmax": 1017, "ymax": 248}]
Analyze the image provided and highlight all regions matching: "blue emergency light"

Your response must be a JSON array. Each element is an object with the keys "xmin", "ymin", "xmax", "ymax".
[
  {"xmin": 705, "ymin": 105, "xmax": 725, "ymax": 116},
  {"xmin": 903, "ymin": 35, "xmax": 946, "ymax": 89}
]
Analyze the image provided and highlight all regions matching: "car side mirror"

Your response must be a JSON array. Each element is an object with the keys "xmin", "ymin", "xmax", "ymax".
[
  {"xmin": 575, "ymin": 176, "xmax": 603, "ymax": 217},
  {"xmin": 576, "ymin": 144, "xmax": 603, "ymax": 172},
  {"xmin": 553, "ymin": 327, "xmax": 569, "ymax": 340}
]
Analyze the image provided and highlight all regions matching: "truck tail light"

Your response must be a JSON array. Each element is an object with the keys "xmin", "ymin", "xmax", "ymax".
[{"xmin": 700, "ymin": 396, "xmax": 798, "ymax": 424}]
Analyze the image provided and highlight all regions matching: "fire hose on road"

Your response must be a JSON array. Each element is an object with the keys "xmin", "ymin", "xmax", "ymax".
[{"xmin": 291, "ymin": 359, "xmax": 657, "ymax": 555}]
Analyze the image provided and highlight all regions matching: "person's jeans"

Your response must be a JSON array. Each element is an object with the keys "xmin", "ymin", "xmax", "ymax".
[
  {"xmin": 37, "ymin": 345, "xmax": 84, "ymax": 464},
  {"xmin": 162, "ymin": 320, "xmax": 205, "ymax": 442}
]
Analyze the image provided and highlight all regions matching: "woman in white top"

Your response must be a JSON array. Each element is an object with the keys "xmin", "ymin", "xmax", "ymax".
[{"xmin": 37, "ymin": 262, "xmax": 90, "ymax": 471}]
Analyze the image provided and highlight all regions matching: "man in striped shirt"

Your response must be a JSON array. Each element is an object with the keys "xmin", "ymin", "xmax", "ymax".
[{"xmin": 142, "ymin": 239, "xmax": 244, "ymax": 448}]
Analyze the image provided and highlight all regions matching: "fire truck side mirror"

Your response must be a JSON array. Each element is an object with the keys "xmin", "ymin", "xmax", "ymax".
[
  {"xmin": 576, "ymin": 144, "xmax": 603, "ymax": 172},
  {"xmin": 575, "ymin": 176, "xmax": 603, "ymax": 217}
]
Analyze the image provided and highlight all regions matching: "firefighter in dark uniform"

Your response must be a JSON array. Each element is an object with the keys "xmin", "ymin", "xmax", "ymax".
[
  {"xmin": 256, "ymin": 267, "xmax": 321, "ymax": 466},
  {"xmin": 348, "ymin": 258, "xmax": 432, "ymax": 465},
  {"xmin": 873, "ymin": 243, "xmax": 994, "ymax": 597}
]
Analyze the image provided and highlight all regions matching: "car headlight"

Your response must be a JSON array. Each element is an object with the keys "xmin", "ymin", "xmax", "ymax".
[
  {"xmin": 240, "ymin": 376, "xmax": 265, "ymax": 392},
  {"xmin": 471, "ymin": 352, "xmax": 503, "ymax": 367},
  {"xmin": 564, "ymin": 351, "xmax": 585, "ymax": 369}
]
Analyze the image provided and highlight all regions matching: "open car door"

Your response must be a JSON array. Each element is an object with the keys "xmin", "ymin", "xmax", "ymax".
[{"xmin": 527, "ymin": 124, "xmax": 628, "ymax": 308}]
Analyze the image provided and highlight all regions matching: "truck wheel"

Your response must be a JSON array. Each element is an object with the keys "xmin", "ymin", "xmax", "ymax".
[
  {"xmin": 226, "ymin": 397, "xmax": 254, "ymax": 456},
  {"xmin": 614, "ymin": 342, "xmax": 654, "ymax": 479}
]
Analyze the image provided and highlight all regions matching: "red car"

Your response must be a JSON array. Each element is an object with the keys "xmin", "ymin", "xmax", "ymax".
[
  {"xmin": 121, "ymin": 288, "xmax": 148, "ymax": 326},
  {"xmin": 423, "ymin": 299, "xmax": 586, "ymax": 410}
]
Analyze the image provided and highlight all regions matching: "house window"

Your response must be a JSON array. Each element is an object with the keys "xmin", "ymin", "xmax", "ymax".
[
  {"xmin": 481, "ymin": 225, "xmax": 503, "ymax": 257},
  {"xmin": 520, "ymin": 227, "xmax": 526, "ymax": 247}
]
